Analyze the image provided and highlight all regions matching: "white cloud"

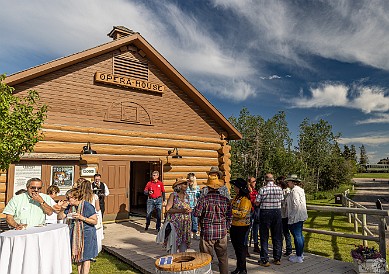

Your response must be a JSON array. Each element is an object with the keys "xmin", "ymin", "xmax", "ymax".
[
  {"xmin": 339, "ymin": 135, "xmax": 389, "ymax": 145},
  {"xmin": 197, "ymin": 78, "xmax": 255, "ymax": 101},
  {"xmin": 356, "ymin": 113, "xmax": 389, "ymax": 125},
  {"xmin": 211, "ymin": 1, "xmax": 389, "ymax": 71},
  {"xmin": 292, "ymin": 83, "xmax": 349, "ymax": 108},
  {"xmin": 260, "ymin": 75, "xmax": 282, "ymax": 80},
  {"xmin": 291, "ymin": 82, "xmax": 389, "ymax": 117}
]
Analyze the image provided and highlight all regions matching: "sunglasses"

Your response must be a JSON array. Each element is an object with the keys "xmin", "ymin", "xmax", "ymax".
[{"xmin": 29, "ymin": 186, "xmax": 42, "ymax": 191}]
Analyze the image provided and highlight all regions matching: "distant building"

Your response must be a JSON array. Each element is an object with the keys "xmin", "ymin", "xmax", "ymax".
[{"xmin": 377, "ymin": 157, "xmax": 389, "ymax": 165}]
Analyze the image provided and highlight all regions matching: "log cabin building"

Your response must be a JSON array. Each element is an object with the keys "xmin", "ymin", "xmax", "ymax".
[{"xmin": 1, "ymin": 26, "xmax": 241, "ymax": 221}]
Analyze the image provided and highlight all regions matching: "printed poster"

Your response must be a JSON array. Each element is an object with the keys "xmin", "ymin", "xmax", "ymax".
[{"xmin": 51, "ymin": 166, "xmax": 74, "ymax": 195}]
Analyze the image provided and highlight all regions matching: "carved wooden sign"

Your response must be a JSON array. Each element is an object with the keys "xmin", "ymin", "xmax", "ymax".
[{"xmin": 94, "ymin": 72, "xmax": 164, "ymax": 93}]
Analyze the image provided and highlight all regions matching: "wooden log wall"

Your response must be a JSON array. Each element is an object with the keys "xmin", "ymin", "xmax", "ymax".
[{"xmin": 40, "ymin": 125, "xmax": 232, "ymax": 196}]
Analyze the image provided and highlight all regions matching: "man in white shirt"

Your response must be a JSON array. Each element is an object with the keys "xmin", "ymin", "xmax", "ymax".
[
  {"xmin": 4, "ymin": 178, "xmax": 56, "ymax": 229},
  {"xmin": 92, "ymin": 173, "xmax": 110, "ymax": 218}
]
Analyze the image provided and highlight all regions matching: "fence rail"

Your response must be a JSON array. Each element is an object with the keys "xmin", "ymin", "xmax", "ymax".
[{"xmin": 305, "ymin": 204, "xmax": 389, "ymax": 261}]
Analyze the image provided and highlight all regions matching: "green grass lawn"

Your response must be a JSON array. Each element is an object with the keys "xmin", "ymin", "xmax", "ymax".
[
  {"xmin": 303, "ymin": 210, "xmax": 384, "ymax": 262},
  {"xmin": 71, "ymin": 251, "xmax": 141, "ymax": 274},
  {"xmin": 354, "ymin": 173, "xmax": 389, "ymax": 179}
]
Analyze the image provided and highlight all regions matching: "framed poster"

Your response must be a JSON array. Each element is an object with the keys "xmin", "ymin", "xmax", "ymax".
[
  {"xmin": 13, "ymin": 164, "xmax": 42, "ymax": 195},
  {"xmin": 51, "ymin": 166, "xmax": 74, "ymax": 195}
]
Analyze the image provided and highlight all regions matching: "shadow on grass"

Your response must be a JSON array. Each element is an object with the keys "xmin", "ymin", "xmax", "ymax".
[{"xmin": 329, "ymin": 212, "xmax": 342, "ymax": 261}]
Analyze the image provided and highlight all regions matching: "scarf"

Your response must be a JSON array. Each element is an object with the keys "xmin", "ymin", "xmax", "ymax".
[{"xmin": 70, "ymin": 201, "xmax": 85, "ymax": 262}]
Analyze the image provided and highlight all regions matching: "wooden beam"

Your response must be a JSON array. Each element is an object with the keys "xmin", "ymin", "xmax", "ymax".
[
  {"xmin": 33, "ymin": 142, "xmax": 218, "ymax": 158},
  {"xmin": 0, "ymin": 183, "xmax": 6, "ymax": 192},
  {"xmin": 162, "ymin": 158, "xmax": 219, "ymax": 167},
  {"xmin": 42, "ymin": 124, "xmax": 226, "ymax": 144},
  {"xmin": 162, "ymin": 166, "xmax": 211, "ymax": 173},
  {"xmin": 0, "ymin": 176, "xmax": 6, "ymax": 183},
  {"xmin": 218, "ymin": 153, "xmax": 231, "ymax": 164},
  {"xmin": 43, "ymin": 131, "xmax": 221, "ymax": 151}
]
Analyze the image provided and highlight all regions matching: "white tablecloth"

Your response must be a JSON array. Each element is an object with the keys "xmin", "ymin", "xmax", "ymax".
[{"xmin": 0, "ymin": 223, "xmax": 72, "ymax": 274}]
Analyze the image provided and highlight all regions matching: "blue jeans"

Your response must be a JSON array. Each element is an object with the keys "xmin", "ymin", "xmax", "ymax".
[
  {"xmin": 191, "ymin": 211, "xmax": 198, "ymax": 233},
  {"xmin": 282, "ymin": 218, "xmax": 292, "ymax": 254},
  {"xmin": 259, "ymin": 209, "xmax": 283, "ymax": 262},
  {"xmin": 146, "ymin": 197, "xmax": 162, "ymax": 230},
  {"xmin": 244, "ymin": 212, "xmax": 259, "ymax": 245},
  {"xmin": 289, "ymin": 221, "xmax": 304, "ymax": 256}
]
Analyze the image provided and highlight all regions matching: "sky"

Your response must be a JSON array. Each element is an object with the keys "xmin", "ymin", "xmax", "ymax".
[{"xmin": 1, "ymin": 0, "xmax": 389, "ymax": 164}]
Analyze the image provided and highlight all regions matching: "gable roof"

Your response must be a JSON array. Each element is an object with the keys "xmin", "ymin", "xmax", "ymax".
[{"xmin": 5, "ymin": 32, "xmax": 242, "ymax": 140}]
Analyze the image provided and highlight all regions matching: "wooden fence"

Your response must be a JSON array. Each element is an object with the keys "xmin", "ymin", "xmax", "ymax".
[{"xmin": 305, "ymin": 203, "xmax": 388, "ymax": 261}]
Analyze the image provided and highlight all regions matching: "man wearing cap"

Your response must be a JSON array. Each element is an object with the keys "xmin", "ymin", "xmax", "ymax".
[
  {"xmin": 255, "ymin": 173, "xmax": 284, "ymax": 267},
  {"xmin": 194, "ymin": 172, "xmax": 232, "ymax": 274},
  {"xmin": 201, "ymin": 166, "xmax": 231, "ymax": 199},
  {"xmin": 144, "ymin": 171, "xmax": 166, "ymax": 231}
]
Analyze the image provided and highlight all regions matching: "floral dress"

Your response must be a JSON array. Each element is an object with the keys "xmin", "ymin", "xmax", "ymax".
[{"xmin": 164, "ymin": 192, "xmax": 191, "ymax": 249}]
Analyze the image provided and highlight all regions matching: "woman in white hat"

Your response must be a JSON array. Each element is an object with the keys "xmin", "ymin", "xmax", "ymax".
[{"xmin": 285, "ymin": 175, "xmax": 308, "ymax": 263}]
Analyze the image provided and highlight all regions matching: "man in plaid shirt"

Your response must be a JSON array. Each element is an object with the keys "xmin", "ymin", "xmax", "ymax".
[
  {"xmin": 255, "ymin": 173, "xmax": 284, "ymax": 267},
  {"xmin": 194, "ymin": 173, "xmax": 232, "ymax": 274}
]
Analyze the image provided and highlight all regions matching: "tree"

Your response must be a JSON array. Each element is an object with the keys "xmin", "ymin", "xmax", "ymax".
[
  {"xmin": 297, "ymin": 118, "xmax": 339, "ymax": 190},
  {"xmin": 229, "ymin": 109, "xmax": 297, "ymax": 180},
  {"xmin": 0, "ymin": 74, "xmax": 47, "ymax": 170},
  {"xmin": 359, "ymin": 144, "xmax": 369, "ymax": 165}
]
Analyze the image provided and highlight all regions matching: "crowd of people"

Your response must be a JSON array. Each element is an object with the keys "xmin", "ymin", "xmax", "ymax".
[
  {"xmin": 2, "ymin": 167, "xmax": 307, "ymax": 274},
  {"xmin": 152, "ymin": 167, "xmax": 308, "ymax": 274}
]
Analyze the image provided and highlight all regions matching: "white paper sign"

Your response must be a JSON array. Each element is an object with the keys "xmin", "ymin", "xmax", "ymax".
[
  {"xmin": 14, "ymin": 164, "xmax": 42, "ymax": 194},
  {"xmin": 80, "ymin": 167, "xmax": 96, "ymax": 177}
]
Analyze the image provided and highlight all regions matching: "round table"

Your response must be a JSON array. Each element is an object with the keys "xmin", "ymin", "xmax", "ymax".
[{"xmin": 0, "ymin": 223, "xmax": 72, "ymax": 274}]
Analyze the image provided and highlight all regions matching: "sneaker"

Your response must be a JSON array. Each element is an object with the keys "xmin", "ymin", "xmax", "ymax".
[
  {"xmin": 273, "ymin": 259, "xmax": 281, "ymax": 265},
  {"xmin": 283, "ymin": 251, "xmax": 292, "ymax": 257},
  {"xmin": 259, "ymin": 260, "xmax": 270, "ymax": 267},
  {"xmin": 289, "ymin": 256, "xmax": 303, "ymax": 263}
]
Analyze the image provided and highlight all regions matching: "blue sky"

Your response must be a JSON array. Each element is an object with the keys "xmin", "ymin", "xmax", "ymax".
[{"xmin": 1, "ymin": 0, "xmax": 389, "ymax": 163}]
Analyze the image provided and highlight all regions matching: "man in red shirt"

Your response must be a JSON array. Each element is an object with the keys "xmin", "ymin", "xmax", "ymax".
[{"xmin": 144, "ymin": 171, "xmax": 166, "ymax": 231}]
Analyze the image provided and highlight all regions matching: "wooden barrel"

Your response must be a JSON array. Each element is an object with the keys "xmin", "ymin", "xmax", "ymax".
[{"xmin": 155, "ymin": 252, "xmax": 212, "ymax": 273}]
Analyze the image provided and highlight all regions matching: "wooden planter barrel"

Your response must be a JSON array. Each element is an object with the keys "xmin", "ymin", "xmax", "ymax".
[{"xmin": 155, "ymin": 252, "xmax": 212, "ymax": 273}]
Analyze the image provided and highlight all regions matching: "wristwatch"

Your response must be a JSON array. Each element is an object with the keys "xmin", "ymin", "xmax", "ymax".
[{"xmin": 40, "ymin": 201, "xmax": 45, "ymax": 205}]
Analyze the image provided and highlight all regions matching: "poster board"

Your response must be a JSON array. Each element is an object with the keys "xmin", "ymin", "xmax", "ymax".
[
  {"xmin": 51, "ymin": 166, "xmax": 74, "ymax": 195},
  {"xmin": 13, "ymin": 164, "xmax": 42, "ymax": 194}
]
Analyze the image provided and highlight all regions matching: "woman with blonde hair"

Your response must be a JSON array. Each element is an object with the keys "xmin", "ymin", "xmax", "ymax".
[
  {"xmin": 58, "ymin": 188, "xmax": 98, "ymax": 274},
  {"xmin": 78, "ymin": 179, "xmax": 104, "ymax": 253}
]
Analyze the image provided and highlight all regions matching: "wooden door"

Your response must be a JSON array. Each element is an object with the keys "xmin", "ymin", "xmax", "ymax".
[{"xmin": 101, "ymin": 160, "xmax": 129, "ymax": 221}]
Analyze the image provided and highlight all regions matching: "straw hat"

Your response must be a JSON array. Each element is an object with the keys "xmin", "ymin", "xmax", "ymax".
[
  {"xmin": 207, "ymin": 166, "xmax": 223, "ymax": 179},
  {"xmin": 204, "ymin": 174, "xmax": 224, "ymax": 189},
  {"xmin": 285, "ymin": 174, "xmax": 301, "ymax": 182},
  {"xmin": 172, "ymin": 177, "xmax": 188, "ymax": 188}
]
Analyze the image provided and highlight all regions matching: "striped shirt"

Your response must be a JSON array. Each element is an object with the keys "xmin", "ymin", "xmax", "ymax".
[
  {"xmin": 194, "ymin": 192, "xmax": 232, "ymax": 241},
  {"xmin": 256, "ymin": 181, "xmax": 284, "ymax": 209}
]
